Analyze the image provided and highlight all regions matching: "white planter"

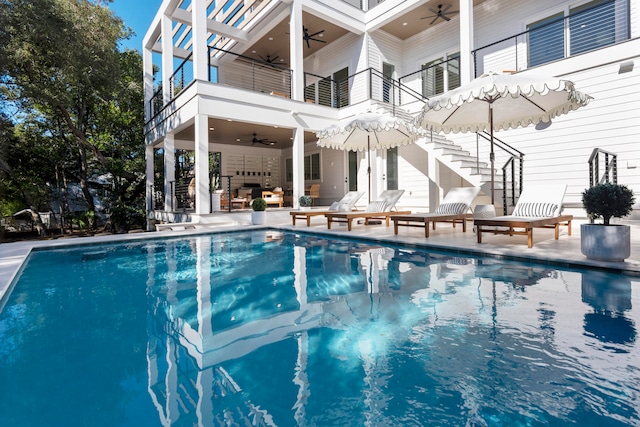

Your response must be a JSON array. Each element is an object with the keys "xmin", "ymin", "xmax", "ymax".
[
  {"xmin": 299, "ymin": 206, "xmax": 311, "ymax": 211},
  {"xmin": 580, "ymin": 224, "xmax": 631, "ymax": 262},
  {"xmin": 251, "ymin": 211, "xmax": 266, "ymax": 225}
]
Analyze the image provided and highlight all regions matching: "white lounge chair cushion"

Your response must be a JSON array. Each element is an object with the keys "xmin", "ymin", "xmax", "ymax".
[
  {"xmin": 512, "ymin": 202, "xmax": 558, "ymax": 217},
  {"xmin": 365, "ymin": 200, "xmax": 387, "ymax": 213},
  {"xmin": 435, "ymin": 202, "xmax": 469, "ymax": 215}
]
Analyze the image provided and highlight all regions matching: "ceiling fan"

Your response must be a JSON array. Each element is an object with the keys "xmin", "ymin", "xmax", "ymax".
[
  {"xmin": 303, "ymin": 26, "xmax": 326, "ymax": 49},
  {"xmin": 421, "ymin": 4, "xmax": 459, "ymax": 25},
  {"xmin": 258, "ymin": 54, "xmax": 280, "ymax": 65},
  {"xmin": 251, "ymin": 133, "xmax": 276, "ymax": 146}
]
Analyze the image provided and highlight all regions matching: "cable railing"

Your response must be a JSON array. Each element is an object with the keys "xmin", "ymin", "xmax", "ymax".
[
  {"xmin": 170, "ymin": 53, "xmax": 194, "ymax": 98},
  {"xmin": 588, "ymin": 148, "xmax": 617, "ymax": 187},
  {"xmin": 209, "ymin": 47, "xmax": 292, "ymax": 97},
  {"xmin": 304, "ymin": 67, "xmax": 425, "ymax": 112},
  {"xmin": 149, "ymin": 87, "xmax": 164, "ymax": 118},
  {"xmin": 471, "ymin": 0, "xmax": 629, "ymax": 76}
]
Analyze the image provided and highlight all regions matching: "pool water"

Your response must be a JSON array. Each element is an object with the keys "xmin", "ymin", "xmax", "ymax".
[{"xmin": 1, "ymin": 230, "xmax": 639, "ymax": 426}]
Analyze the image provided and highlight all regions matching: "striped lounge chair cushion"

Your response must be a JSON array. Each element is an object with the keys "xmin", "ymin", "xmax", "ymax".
[
  {"xmin": 512, "ymin": 202, "xmax": 558, "ymax": 217},
  {"xmin": 435, "ymin": 202, "xmax": 469, "ymax": 215},
  {"xmin": 365, "ymin": 200, "xmax": 387, "ymax": 212}
]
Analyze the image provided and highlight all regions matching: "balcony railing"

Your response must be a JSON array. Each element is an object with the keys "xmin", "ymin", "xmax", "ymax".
[
  {"xmin": 304, "ymin": 67, "xmax": 425, "ymax": 112},
  {"xmin": 472, "ymin": 0, "xmax": 629, "ymax": 76},
  {"xmin": 209, "ymin": 47, "xmax": 292, "ymax": 97},
  {"xmin": 171, "ymin": 53, "xmax": 194, "ymax": 98},
  {"xmin": 398, "ymin": 56, "xmax": 460, "ymax": 100}
]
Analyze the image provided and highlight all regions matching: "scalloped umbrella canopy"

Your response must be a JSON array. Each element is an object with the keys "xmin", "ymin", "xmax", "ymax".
[
  {"xmin": 317, "ymin": 113, "xmax": 421, "ymax": 151},
  {"xmin": 317, "ymin": 113, "xmax": 423, "ymax": 202},
  {"xmin": 413, "ymin": 72, "xmax": 592, "ymax": 203}
]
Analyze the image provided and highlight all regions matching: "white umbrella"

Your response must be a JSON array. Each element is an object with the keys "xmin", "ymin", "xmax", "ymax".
[
  {"xmin": 317, "ymin": 113, "xmax": 422, "ymax": 203},
  {"xmin": 413, "ymin": 72, "xmax": 592, "ymax": 203}
]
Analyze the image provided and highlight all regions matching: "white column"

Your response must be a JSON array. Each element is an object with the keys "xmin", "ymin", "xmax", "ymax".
[
  {"xmin": 143, "ymin": 46, "xmax": 154, "ymax": 120},
  {"xmin": 459, "ymin": 0, "xmax": 474, "ymax": 84},
  {"xmin": 192, "ymin": 0, "xmax": 209, "ymax": 81},
  {"xmin": 164, "ymin": 134, "xmax": 175, "ymax": 211},
  {"xmin": 289, "ymin": 0, "xmax": 304, "ymax": 101},
  {"xmin": 292, "ymin": 127, "xmax": 305, "ymax": 208},
  {"xmin": 161, "ymin": 12, "xmax": 174, "ymax": 104},
  {"xmin": 194, "ymin": 114, "xmax": 211, "ymax": 214},
  {"xmin": 145, "ymin": 144, "xmax": 155, "ymax": 230}
]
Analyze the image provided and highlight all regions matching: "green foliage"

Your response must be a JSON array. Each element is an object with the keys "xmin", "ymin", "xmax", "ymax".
[
  {"xmin": 0, "ymin": 1, "xmax": 146, "ymax": 233},
  {"xmin": 251, "ymin": 198, "xmax": 267, "ymax": 211},
  {"xmin": 299, "ymin": 195, "xmax": 312, "ymax": 207},
  {"xmin": 582, "ymin": 183, "xmax": 635, "ymax": 225}
]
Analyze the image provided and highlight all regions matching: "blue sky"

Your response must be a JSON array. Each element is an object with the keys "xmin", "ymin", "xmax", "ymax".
[{"xmin": 109, "ymin": 0, "xmax": 163, "ymax": 51}]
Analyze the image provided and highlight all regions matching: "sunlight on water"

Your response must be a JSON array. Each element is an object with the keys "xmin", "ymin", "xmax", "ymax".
[{"xmin": 1, "ymin": 230, "xmax": 639, "ymax": 426}]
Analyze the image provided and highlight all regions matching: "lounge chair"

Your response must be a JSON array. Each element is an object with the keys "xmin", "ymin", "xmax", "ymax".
[
  {"xmin": 474, "ymin": 185, "xmax": 573, "ymax": 248},
  {"xmin": 290, "ymin": 191, "xmax": 364, "ymax": 226},
  {"xmin": 391, "ymin": 187, "xmax": 481, "ymax": 237},
  {"xmin": 325, "ymin": 190, "xmax": 410, "ymax": 231}
]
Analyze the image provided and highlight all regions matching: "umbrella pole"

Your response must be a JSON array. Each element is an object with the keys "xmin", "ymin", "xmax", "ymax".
[
  {"xmin": 490, "ymin": 104, "xmax": 495, "ymax": 205},
  {"xmin": 367, "ymin": 134, "xmax": 371, "ymax": 204}
]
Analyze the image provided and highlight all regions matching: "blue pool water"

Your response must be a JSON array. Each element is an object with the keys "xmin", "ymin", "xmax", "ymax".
[{"xmin": 1, "ymin": 230, "xmax": 639, "ymax": 426}]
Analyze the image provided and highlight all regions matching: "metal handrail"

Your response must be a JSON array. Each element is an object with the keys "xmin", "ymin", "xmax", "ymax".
[
  {"xmin": 588, "ymin": 148, "xmax": 617, "ymax": 187},
  {"xmin": 476, "ymin": 132, "xmax": 524, "ymax": 214}
]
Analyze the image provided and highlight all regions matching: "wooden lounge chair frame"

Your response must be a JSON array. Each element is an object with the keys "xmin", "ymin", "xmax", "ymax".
[
  {"xmin": 392, "ymin": 213, "xmax": 472, "ymax": 237},
  {"xmin": 473, "ymin": 185, "xmax": 573, "ymax": 248},
  {"xmin": 290, "ymin": 191, "xmax": 364, "ymax": 226},
  {"xmin": 475, "ymin": 215, "xmax": 573, "ymax": 248},
  {"xmin": 391, "ymin": 187, "xmax": 481, "ymax": 237},
  {"xmin": 327, "ymin": 210, "xmax": 412, "ymax": 231},
  {"xmin": 325, "ymin": 190, "xmax": 409, "ymax": 231}
]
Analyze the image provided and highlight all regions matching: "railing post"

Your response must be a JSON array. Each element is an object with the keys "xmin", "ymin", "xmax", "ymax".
[{"xmin": 612, "ymin": 156, "xmax": 618, "ymax": 184}]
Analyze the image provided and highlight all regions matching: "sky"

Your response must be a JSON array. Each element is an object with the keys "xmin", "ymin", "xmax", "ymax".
[{"xmin": 108, "ymin": 0, "xmax": 164, "ymax": 51}]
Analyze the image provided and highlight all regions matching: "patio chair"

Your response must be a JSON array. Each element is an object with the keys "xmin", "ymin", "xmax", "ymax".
[
  {"xmin": 325, "ymin": 190, "xmax": 410, "ymax": 231},
  {"xmin": 474, "ymin": 185, "xmax": 573, "ymax": 248},
  {"xmin": 391, "ymin": 187, "xmax": 481, "ymax": 237},
  {"xmin": 305, "ymin": 184, "xmax": 321, "ymax": 205},
  {"xmin": 290, "ymin": 191, "xmax": 364, "ymax": 226}
]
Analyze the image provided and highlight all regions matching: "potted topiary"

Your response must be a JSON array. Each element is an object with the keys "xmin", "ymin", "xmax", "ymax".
[
  {"xmin": 299, "ymin": 195, "xmax": 313, "ymax": 211},
  {"xmin": 581, "ymin": 183, "xmax": 635, "ymax": 262},
  {"xmin": 251, "ymin": 197, "xmax": 267, "ymax": 225}
]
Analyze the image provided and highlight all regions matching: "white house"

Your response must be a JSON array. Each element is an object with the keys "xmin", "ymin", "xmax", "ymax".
[{"xmin": 143, "ymin": 0, "xmax": 640, "ymax": 227}]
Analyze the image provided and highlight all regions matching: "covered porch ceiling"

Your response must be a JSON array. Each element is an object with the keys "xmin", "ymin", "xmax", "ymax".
[{"xmin": 173, "ymin": 118, "xmax": 318, "ymax": 150}]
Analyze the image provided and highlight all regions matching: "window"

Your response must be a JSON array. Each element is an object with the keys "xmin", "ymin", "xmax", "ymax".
[
  {"xmin": 304, "ymin": 153, "xmax": 321, "ymax": 180},
  {"xmin": 287, "ymin": 153, "xmax": 321, "ymax": 182},
  {"xmin": 528, "ymin": 13, "xmax": 565, "ymax": 68},
  {"xmin": 386, "ymin": 147, "xmax": 398, "ymax": 190},
  {"xmin": 527, "ymin": 0, "xmax": 628, "ymax": 68},
  {"xmin": 422, "ymin": 54, "xmax": 460, "ymax": 97},
  {"xmin": 285, "ymin": 158, "xmax": 293, "ymax": 182},
  {"xmin": 570, "ymin": 0, "xmax": 624, "ymax": 55}
]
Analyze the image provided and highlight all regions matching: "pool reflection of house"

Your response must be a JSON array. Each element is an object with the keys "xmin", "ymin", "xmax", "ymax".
[
  {"xmin": 144, "ymin": 0, "xmax": 640, "ymax": 226},
  {"xmin": 142, "ymin": 234, "xmax": 639, "ymax": 425}
]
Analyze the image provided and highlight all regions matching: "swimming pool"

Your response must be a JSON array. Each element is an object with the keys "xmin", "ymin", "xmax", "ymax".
[{"xmin": 0, "ymin": 230, "xmax": 639, "ymax": 426}]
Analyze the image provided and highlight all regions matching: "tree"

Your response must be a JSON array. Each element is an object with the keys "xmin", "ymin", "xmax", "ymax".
[{"xmin": 0, "ymin": 0, "xmax": 145, "ymax": 233}]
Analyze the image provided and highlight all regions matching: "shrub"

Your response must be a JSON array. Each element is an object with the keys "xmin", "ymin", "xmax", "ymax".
[
  {"xmin": 299, "ymin": 195, "xmax": 312, "ymax": 207},
  {"xmin": 582, "ymin": 183, "xmax": 635, "ymax": 225},
  {"xmin": 251, "ymin": 197, "xmax": 267, "ymax": 211}
]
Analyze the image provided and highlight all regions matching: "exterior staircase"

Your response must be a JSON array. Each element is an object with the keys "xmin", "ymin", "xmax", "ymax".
[{"xmin": 372, "ymin": 101, "xmax": 506, "ymax": 211}]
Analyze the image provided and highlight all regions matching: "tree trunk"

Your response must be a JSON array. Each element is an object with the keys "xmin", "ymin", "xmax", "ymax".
[{"xmin": 78, "ymin": 142, "xmax": 96, "ymax": 229}]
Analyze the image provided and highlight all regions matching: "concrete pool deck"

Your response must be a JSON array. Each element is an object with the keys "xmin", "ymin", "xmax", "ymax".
[{"xmin": 2, "ymin": 208, "xmax": 640, "ymax": 304}]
